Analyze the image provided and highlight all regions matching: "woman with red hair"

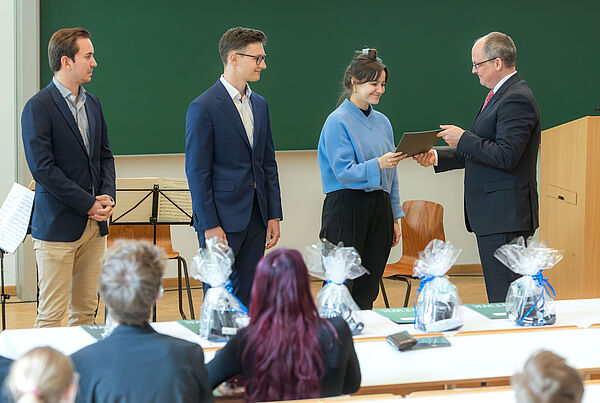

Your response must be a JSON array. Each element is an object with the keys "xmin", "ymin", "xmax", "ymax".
[{"xmin": 206, "ymin": 248, "xmax": 361, "ymax": 401}]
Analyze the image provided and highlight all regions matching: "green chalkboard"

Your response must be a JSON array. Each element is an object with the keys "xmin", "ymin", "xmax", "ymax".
[{"xmin": 40, "ymin": 1, "xmax": 600, "ymax": 155}]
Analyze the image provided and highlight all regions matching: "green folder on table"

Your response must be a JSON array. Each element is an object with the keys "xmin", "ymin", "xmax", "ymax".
[
  {"xmin": 177, "ymin": 319, "xmax": 201, "ymax": 334},
  {"xmin": 80, "ymin": 325, "xmax": 105, "ymax": 340},
  {"xmin": 465, "ymin": 303, "xmax": 508, "ymax": 319},
  {"xmin": 373, "ymin": 307, "xmax": 415, "ymax": 324}
]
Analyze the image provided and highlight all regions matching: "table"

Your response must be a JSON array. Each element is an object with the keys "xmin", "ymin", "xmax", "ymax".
[
  {"xmin": 355, "ymin": 327, "xmax": 600, "ymax": 395},
  {"xmin": 365, "ymin": 298, "xmax": 600, "ymax": 337},
  {"xmin": 403, "ymin": 381, "xmax": 600, "ymax": 402},
  {"xmin": 1, "ymin": 299, "xmax": 599, "ymax": 397}
]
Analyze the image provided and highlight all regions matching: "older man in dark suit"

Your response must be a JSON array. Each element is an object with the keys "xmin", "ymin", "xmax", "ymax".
[
  {"xmin": 415, "ymin": 32, "xmax": 541, "ymax": 302},
  {"xmin": 21, "ymin": 27, "xmax": 116, "ymax": 327}
]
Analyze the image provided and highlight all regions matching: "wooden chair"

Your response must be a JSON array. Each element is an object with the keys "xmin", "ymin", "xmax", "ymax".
[
  {"xmin": 107, "ymin": 224, "xmax": 195, "ymax": 320},
  {"xmin": 380, "ymin": 200, "xmax": 445, "ymax": 308}
]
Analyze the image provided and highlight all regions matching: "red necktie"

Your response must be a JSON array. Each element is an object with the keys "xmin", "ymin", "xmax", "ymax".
[{"xmin": 481, "ymin": 90, "xmax": 494, "ymax": 111}]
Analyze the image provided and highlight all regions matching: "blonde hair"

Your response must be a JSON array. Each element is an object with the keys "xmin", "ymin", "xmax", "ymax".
[
  {"xmin": 7, "ymin": 347, "xmax": 75, "ymax": 403},
  {"xmin": 513, "ymin": 350, "xmax": 584, "ymax": 403}
]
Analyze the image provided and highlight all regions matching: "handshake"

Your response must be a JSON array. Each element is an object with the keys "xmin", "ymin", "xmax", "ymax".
[{"xmin": 413, "ymin": 124, "xmax": 466, "ymax": 168}]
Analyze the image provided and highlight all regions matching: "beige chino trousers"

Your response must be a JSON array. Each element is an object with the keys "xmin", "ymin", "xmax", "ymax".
[{"xmin": 33, "ymin": 219, "xmax": 105, "ymax": 327}]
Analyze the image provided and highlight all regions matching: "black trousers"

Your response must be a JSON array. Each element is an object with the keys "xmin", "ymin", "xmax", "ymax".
[
  {"xmin": 475, "ymin": 229, "xmax": 535, "ymax": 303},
  {"xmin": 198, "ymin": 194, "xmax": 266, "ymax": 308},
  {"xmin": 319, "ymin": 189, "xmax": 394, "ymax": 310}
]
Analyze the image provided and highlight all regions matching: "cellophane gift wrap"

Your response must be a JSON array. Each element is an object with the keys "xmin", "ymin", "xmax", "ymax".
[
  {"xmin": 304, "ymin": 239, "xmax": 369, "ymax": 335},
  {"xmin": 414, "ymin": 239, "xmax": 463, "ymax": 332},
  {"xmin": 494, "ymin": 237, "xmax": 562, "ymax": 326},
  {"xmin": 190, "ymin": 237, "xmax": 249, "ymax": 341}
]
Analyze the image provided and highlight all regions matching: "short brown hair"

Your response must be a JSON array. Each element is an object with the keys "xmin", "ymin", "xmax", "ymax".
[
  {"xmin": 48, "ymin": 27, "xmax": 91, "ymax": 72},
  {"xmin": 99, "ymin": 240, "xmax": 165, "ymax": 326},
  {"xmin": 218, "ymin": 27, "xmax": 266, "ymax": 65},
  {"xmin": 338, "ymin": 48, "xmax": 389, "ymax": 106},
  {"xmin": 478, "ymin": 31, "xmax": 517, "ymax": 68},
  {"xmin": 512, "ymin": 350, "xmax": 584, "ymax": 403}
]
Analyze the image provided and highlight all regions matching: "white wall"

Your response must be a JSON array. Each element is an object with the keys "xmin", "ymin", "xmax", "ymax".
[
  {"xmin": 115, "ymin": 151, "xmax": 479, "ymax": 278},
  {"xmin": 0, "ymin": 0, "xmax": 18, "ymax": 286}
]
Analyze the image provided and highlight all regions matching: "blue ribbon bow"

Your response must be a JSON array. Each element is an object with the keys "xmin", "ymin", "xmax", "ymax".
[
  {"xmin": 325, "ymin": 279, "xmax": 346, "ymax": 286},
  {"xmin": 224, "ymin": 280, "xmax": 249, "ymax": 315},
  {"xmin": 515, "ymin": 270, "xmax": 555, "ymax": 326},
  {"xmin": 413, "ymin": 275, "xmax": 437, "ymax": 328}
]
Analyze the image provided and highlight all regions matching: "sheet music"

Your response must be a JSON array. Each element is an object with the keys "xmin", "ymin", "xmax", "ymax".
[
  {"xmin": 157, "ymin": 178, "xmax": 192, "ymax": 222},
  {"xmin": 112, "ymin": 178, "xmax": 191, "ymax": 224},
  {"xmin": 0, "ymin": 183, "xmax": 34, "ymax": 253}
]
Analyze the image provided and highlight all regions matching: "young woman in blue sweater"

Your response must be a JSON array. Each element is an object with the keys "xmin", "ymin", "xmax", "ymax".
[{"xmin": 317, "ymin": 48, "xmax": 405, "ymax": 309}]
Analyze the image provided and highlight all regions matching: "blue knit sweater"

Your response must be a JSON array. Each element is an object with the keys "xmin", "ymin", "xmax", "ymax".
[{"xmin": 318, "ymin": 99, "xmax": 404, "ymax": 219}]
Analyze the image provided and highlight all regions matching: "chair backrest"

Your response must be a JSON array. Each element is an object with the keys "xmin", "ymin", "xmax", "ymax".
[
  {"xmin": 401, "ymin": 200, "xmax": 445, "ymax": 259},
  {"xmin": 106, "ymin": 224, "xmax": 177, "ymax": 257}
]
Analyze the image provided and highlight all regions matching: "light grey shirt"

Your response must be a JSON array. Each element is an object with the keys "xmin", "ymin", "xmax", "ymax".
[
  {"xmin": 52, "ymin": 76, "xmax": 91, "ymax": 155},
  {"xmin": 219, "ymin": 75, "xmax": 254, "ymax": 148}
]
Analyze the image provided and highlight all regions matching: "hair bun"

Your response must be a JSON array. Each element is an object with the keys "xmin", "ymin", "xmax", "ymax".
[{"xmin": 357, "ymin": 47, "xmax": 378, "ymax": 60}]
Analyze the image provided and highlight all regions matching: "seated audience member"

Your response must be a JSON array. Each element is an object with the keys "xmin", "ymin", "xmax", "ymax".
[
  {"xmin": 513, "ymin": 349, "xmax": 584, "ymax": 403},
  {"xmin": 0, "ymin": 356, "xmax": 13, "ymax": 402},
  {"xmin": 6, "ymin": 347, "xmax": 76, "ymax": 403},
  {"xmin": 71, "ymin": 240, "xmax": 213, "ymax": 402},
  {"xmin": 207, "ymin": 248, "xmax": 361, "ymax": 401}
]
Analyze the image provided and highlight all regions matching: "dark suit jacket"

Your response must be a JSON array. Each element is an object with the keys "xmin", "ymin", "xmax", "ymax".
[
  {"xmin": 436, "ymin": 73, "xmax": 540, "ymax": 236},
  {"xmin": 185, "ymin": 80, "xmax": 282, "ymax": 234},
  {"xmin": 71, "ymin": 323, "xmax": 213, "ymax": 403},
  {"xmin": 206, "ymin": 316, "xmax": 361, "ymax": 398},
  {"xmin": 21, "ymin": 81, "xmax": 116, "ymax": 242},
  {"xmin": 0, "ymin": 356, "xmax": 13, "ymax": 403}
]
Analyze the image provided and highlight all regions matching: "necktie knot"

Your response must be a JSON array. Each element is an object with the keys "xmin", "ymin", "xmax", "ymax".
[{"xmin": 482, "ymin": 90, "xmax": 494, "ymax": 111}]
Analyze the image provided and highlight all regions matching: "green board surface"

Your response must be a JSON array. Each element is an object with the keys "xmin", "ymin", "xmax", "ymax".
[
  {"xmin": 40, "ymin": 1, "xmax": 600, "ymax": 155},
  {"xmin": 374, "ymin": 307, "xmax": 415, "ymax": 324},
  {"xmin": 177, "ymin": 319, "xmax": 201, "ymax": 334},
  {"xmin": 80, "ymin": 325, "xmax": 105, "ymax": 340},
  {"xmin": 465, "ymin": 303, "xmax": 508, "ymax": 319}
]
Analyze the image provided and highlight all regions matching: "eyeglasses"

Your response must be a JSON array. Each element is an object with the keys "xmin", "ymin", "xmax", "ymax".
[
  {"xmin": 236, "ymin": 52, "xmax": 266, "ymax": 65},
  {"xmin": 472, "ymin": 57, "xmax": 498, "ymax": 70}
]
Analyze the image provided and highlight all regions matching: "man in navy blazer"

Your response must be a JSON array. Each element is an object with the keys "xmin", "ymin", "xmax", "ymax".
[
  {"xmin": 21, "ymin": 28, "xmax": 115, "ymax": 326},
  {"xmin": 415, "ymin": 32, "xmax": 540, "ymax": 302},
  {"xmin": 72, "ymin": 240, "xmax": 213, "ymax": 402},
  {"xmin": 185, "ymin": 27, "xmax": 283, "ymax": 307}
]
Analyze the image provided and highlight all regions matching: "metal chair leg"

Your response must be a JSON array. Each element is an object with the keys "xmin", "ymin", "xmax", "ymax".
[
  {"xmin": 177, "ymin": 258, "xmax": 185, "ymax": 320},
  {"xmin": 177, "ymin": 256, "xmax": 195, "ymax": 320},
  {"xmin": 380, "ymin": 278, "xmax": 390, "ymax": 308},
  {"xmin": 395, "ymin": 277, "xmax": 412, "ymax": 307}
]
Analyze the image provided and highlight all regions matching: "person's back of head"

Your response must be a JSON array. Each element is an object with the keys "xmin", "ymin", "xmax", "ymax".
[
  {"xmin": 513, "ymin": 350, "xmax": 584, "ymax": 403},
  {"xmin": 243, "ymin": 248, "xmax": 332, "ymax": 402},
  {"xmin": 6, "ymin": 347, "xmax": 76, "ymax": 403},
  {"xmin": 99, "ymin": 240, "xmax": 165, "ymax": 327}
]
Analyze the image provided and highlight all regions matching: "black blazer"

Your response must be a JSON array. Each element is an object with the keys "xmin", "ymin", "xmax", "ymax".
[
  {"xmin": 206, "ymin": 316, "xmax": 361, "ymax": 398},
  {"xmin": 0, "ymin": 356, "xmax": 13, "ymax": 403},
  {"xmin": 21, "ymin": 81, "xmax": 116, "ymax": 241},
  {"xmin": 71, "ymin": 324, "xmax": 213, "ymax": 403},
  {"xmin": 436, "ymin": 73, "xmax": 540, "ymax": 236}
]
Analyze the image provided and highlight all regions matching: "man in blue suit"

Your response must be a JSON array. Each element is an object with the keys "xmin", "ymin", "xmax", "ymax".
[
  {"xmin": 21, "ymin": 28, "xmax": 116, "ymax": 327},
  {"xmin": 415, "ymin": 32, "xmax": 540, "ymax": 302},
  {"xmin": 185, "ymin": 27, "xmax": 283, "ymax": 307}
]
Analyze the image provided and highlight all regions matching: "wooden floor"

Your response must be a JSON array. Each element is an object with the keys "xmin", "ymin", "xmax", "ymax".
[{"xmin": 0, "ymin": 275, "xmax": 488, "ymax": 330}]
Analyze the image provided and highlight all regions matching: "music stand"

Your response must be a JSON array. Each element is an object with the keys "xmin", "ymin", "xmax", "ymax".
[
  {"xmin": 0, "ymin": 183, "xmax": 35, "ymax": 330},
  {"xmin": 110, "ymin": 178, "xmax": 194, "ymax": 322}
]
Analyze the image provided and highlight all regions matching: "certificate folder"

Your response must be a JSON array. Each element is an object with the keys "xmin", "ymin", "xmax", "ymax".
[{"xmin": 395, "ymin": 129, "xmax": 442, "ymax": 156}]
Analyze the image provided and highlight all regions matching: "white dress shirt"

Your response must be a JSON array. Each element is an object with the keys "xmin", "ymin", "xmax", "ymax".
[{"xmin": 220, "ymin": 75, "xmax": 254, "ymax": 148}]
